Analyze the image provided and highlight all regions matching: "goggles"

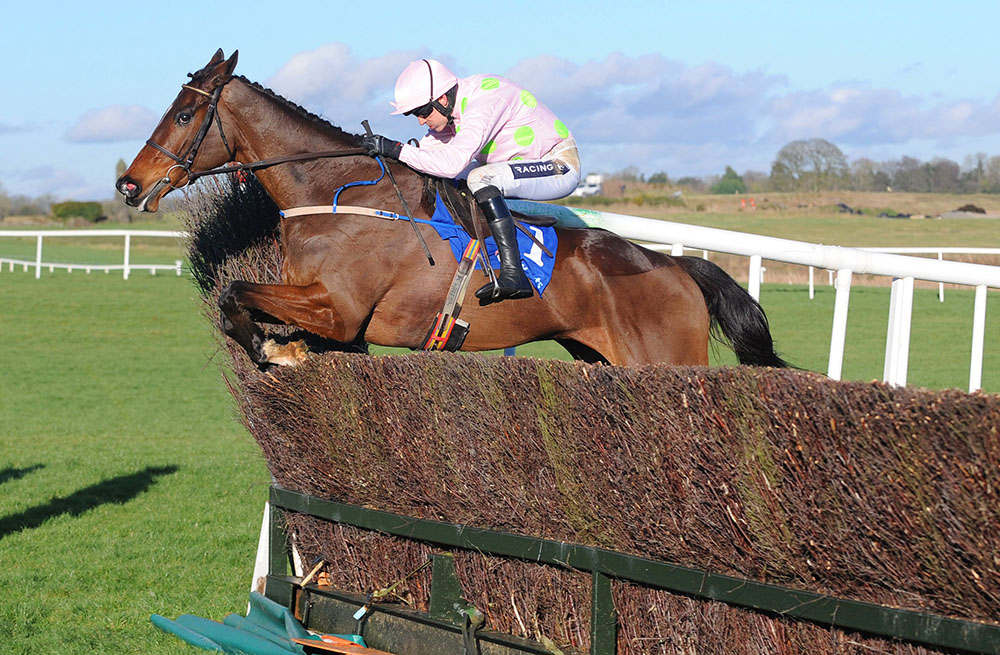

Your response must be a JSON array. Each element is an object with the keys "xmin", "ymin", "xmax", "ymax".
[{"xmin": 405, "ymin": 102, "xmax": 435, "ymax": 119}]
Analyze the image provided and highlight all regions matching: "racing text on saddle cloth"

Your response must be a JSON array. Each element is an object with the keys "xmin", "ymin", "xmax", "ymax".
[{"xmin": 419, "ymin": 191, "xmax": 557, "ymax": 295}]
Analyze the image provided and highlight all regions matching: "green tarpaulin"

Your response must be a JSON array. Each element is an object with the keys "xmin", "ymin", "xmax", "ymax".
[{"xmin": 152, "ymin": 591, "xmax": 366, "ymax": 654}]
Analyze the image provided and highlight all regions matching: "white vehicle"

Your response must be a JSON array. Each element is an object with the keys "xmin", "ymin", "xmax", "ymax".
[{"xmin": 570, "ymin": 174, "xmax": 603, "ymax": 197}]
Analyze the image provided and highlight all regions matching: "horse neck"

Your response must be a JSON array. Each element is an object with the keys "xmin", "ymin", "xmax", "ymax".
[{"xmin": 222, "ymin": 80, "xmax": 382, "ymax": 209}]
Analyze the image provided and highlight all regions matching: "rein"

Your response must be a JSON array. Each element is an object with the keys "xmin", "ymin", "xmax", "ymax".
[
  {"xmin": 187, "ymin": 148, "xmax": 366, "ymax": 182},
  {"xmin": 145, "ymin": 78, "xmax": 367, "ymax": 187},
  {"xmin": 147, "ymin": 77, "xmax": 432, "ymax": 263}
]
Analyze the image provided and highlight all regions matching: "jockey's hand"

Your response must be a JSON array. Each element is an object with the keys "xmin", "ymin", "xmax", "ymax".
[{"xmin": 362, "ymin": 134, "xmax": 402, "ymax": 160}]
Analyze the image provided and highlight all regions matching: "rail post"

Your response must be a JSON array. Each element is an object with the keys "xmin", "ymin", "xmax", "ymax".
[
  {"xmin": 748, "ymin": 254, "xmax": 762, "ymax": 301},
  {"xmin": 970, "ymin": 285, "xmax": 988, "ymax": 392},
  {"xmin": 883, "ymin": 276, "xmax": 915, "ymax": 386},
  {"xmin": 828, "ymin": 268, "xmax": 853, "ymax": 380},
  {"xmin": 34, "ymin": 234, "xmax": 43, "ymax": 279},
  {"xmin": 590, "ymin": 571, "xmax": 617, "ymax": 655},
  {"xmin": 123, "ymin": 234, "xmax": 131, "ymax": 280},
  {"xmin": 938, "ymin": 251, "xmax": 945, "ymax": 302}
]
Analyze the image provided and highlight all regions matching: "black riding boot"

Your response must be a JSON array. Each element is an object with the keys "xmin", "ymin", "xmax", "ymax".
[{"xmin": 473, "ymin": 187, "xmax": 534, "ymax": 303}]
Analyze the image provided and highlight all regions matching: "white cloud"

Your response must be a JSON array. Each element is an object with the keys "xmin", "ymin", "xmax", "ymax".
[
  {"xmin": 269, "ymin": 43, "xmax": 403, "ymax": 104},
  {"xmin": 506, "ymin": 52, "xmax": 1000, "ymax": 173},
  {"xmin": 759, "ymin": 86, "xmax": 1000, "ymax": 156},
  {"xmin": 0, "ymin": 122, "xmax": 32, "ymax": 135},
  {"xmin": 266, "ymin": 43, "xmax": 445, "ymax": 135},
  {"xmin": 104, "ymin": 44, "xmax": 1000, "ymax": 180},
  {"xmin": 7, "ymin": 165, "xmax": 86, "ymax": 198},
  {"xmin": 505, "ymin": 53, "xmax": 784, "ymax": 150},
  {"xmin": 66, "ymin": 105, "xmax": 158, "ymax": 143}
]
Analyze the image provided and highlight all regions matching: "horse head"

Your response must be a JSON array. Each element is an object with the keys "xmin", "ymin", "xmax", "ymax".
[{"xmin": 117, "ymin": 49, "xmax": 239, "ymax": 212}]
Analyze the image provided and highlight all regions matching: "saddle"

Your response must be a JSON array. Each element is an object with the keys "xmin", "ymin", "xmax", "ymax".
[
  {"xmin": 418, "ymin": 178, "xmax": 557, "ymax": 353},
  {"xmin": 421, "ymin": 177, "xmax": 557, "ymax": 238}
]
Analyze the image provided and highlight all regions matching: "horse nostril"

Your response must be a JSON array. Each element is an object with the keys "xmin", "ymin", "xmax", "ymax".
[{"xmin": 116, "ymin": 177, "xmax": 140, "ymax": 199}]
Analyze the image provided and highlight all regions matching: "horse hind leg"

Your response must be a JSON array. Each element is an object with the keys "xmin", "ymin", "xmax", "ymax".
[{"xmin": 556, "ymin": 338, "xmax": 610, "ymax": 365}]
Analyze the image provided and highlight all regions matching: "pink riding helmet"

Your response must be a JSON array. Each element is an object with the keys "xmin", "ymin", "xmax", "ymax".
[{"xmin": 390, "ymin": 59, "xmax": 459, "ymax": 115}]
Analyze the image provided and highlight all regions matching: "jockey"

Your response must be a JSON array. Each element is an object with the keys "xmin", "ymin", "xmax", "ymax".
[{"xmin": 363, "ymin": 58, "xmax": 581, "ymax": 304}]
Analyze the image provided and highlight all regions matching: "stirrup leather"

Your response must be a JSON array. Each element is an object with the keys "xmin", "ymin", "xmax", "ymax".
[{"xmin": 421, "ymin": 239, "xmax": 481, "ymax": 351}]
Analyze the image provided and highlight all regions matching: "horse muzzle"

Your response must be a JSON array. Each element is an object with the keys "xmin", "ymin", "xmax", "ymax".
[
  {"xmin": 116, "ymin": 174, "xmax": 168, "ymax": 212},
  {"xmin": 116, "ymin": 175, "xmax": 142, "ymax": 205}
]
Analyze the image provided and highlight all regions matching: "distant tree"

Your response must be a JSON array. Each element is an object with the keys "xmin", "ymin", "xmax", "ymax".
[
  {"xmin": 617, "ymin": 165, "xmax": 644, "ymax": 182},
  {"xmin": 770, "ymin": 138, "xmax": 848, "ymax": 191},
  {"xmin": 10, "ymin": 193, "xmax": 53, "ymax": 216},
  {"xmin": 710, "ymin": 166, "xmax": 747, "ymax": 194},
  {"xmin": 647, "ymin": 171, "xmax": 670, "ymax": 185},
  {"xmin": 676, "ymin": 176, "xmax": 708, "ymax": 192},
  {"xmin": 960, "ymin": 153, "xmax": 987, "ymax": 192},
  {"xmin": 741, "ymin": 170, "xmax": 770, "ymax": 192},
  {"xmin": 926, "ymin": 158, "xmax": 961, "ymax": 193},
  {"xmin": 116, "ymin": 158, "xmax": 127, "ymax": 180},
  {"xmin": 984, "ymin": 156, "xmax": 1000, "ymax": 193},
  {"xmin": 890, "ymin": 156, "xmax": 927, "ymax": 192},
  {"xmin": 850, "ymin": 158, "xmax": 881, "ymax": 191},
  {"xmin": 0, "ymin": 182, "xmax": 10, "ymax": 218},
  {"xmin": 51, "ymin": 201, "xmax": 104, "ymax": 222}
]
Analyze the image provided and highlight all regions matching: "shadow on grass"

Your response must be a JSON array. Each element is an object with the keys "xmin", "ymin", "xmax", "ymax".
[
  {"xmin": 0, "ymin": 465, "xmax": 179, "ymax": 540},
  {"xmin": 0, "ymin": 464, "xmax": 45, "ymax": 486}
]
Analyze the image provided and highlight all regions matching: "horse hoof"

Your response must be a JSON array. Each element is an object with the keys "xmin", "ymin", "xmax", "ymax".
[{"xmin": 262, "ymin": 339, "xmax": 309, "ymax": 367}]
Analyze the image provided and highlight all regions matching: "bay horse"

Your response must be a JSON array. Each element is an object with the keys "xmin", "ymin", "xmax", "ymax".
[{"xmin": 118, "ymin": 49, "xmax": 788, "ymax": 369}]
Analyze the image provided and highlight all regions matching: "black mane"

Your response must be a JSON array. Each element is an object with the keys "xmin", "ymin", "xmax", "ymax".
[{"xmin": 185, "ymin": 54, "xmax": 363, "ymax": 147}]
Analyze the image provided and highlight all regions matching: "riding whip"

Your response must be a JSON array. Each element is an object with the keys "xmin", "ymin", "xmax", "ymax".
[{"xmin": 362, "ymin": 120, "xmax": 435, "ymax": 266}]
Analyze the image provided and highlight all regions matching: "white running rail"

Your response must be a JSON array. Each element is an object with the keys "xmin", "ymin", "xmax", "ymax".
[
  {"xmin": 0, "ymin": 229, "xmax": 187, "ymax": 280},
  {"xmin": 511, "ymin": 201, "xmax": 999, "ymax": 393}
]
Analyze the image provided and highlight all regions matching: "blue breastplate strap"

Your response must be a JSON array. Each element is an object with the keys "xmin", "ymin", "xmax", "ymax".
[{"xmin": 331, "ymin": 158, "xmax": 385, "ymax": 210}]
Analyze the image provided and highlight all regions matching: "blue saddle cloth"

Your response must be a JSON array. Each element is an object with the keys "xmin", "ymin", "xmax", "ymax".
[{"xmin": 417, "ymin": 191, "xmax": 557, "ymax": 296}]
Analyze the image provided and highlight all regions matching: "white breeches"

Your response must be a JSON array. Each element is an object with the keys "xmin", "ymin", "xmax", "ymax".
[{"xmin": 466, "ymin": 138, "xmax": 581, "ymax": 201}]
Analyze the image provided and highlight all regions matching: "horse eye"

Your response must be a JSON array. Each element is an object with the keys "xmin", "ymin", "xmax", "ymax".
[{"xmin": 176, "ymin": 110, "xmax": 193, "ymax": 126}]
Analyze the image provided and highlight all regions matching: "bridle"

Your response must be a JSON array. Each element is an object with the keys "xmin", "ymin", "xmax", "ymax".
[
  {"xmin": 135, "ymin": 76, "xmax": 432, "ymax": 263},
  {"xmin": 141, "ymin": 78, "xmax": 366, "ymax": 199},
  {"xmin": 144, "ymin": 82, "xmax": 237, "ymax": 193}
]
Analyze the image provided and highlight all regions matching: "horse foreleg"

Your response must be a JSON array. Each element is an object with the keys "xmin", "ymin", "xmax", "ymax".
[
  {"xmin": 219, "ymin": 282, "xmax": 271, "ymax": 366},
  {"xmin": 218, "ymin": 280, "xmax": 348, "ymax": 368}
]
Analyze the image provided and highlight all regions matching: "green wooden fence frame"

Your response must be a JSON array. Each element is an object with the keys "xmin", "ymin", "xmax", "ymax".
[{"xmin": 267, "ymin": 485, "xmax": 1000, "ymax": 655}]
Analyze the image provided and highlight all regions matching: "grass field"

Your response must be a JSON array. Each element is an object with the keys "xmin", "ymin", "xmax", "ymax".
[
  {"xmin": 0, "ymin": 274, "xmax": 269, "ymax": 654},
  {"xmin": 1, "ymin": 195, "xmax": 998, "ymax": 654}
]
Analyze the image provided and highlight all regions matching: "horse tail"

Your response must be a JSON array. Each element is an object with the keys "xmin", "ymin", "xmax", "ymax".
[{"xmin": 675, "ymin": 256, "xmax": 790, "ymax": 368}]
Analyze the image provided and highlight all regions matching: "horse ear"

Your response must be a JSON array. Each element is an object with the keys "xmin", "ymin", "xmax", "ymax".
[
  {"xmin": 209, "ymin": 48, "xmax": 225, "ymax": 65},
  {"xmin": 224, "ymin": 50, "xmax": 239, "ymax": 76},
  {"xmin": 201, "ymin": 50, "xmax": 238, "ymax": 90}
]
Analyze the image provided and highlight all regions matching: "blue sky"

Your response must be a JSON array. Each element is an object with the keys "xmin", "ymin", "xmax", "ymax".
[{"xmin": 3, "ymin": 0, "xmax": 1000, "ymax": 201}]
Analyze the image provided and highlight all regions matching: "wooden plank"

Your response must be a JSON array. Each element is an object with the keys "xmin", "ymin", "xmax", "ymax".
[{"xmin": 293, "ymin": 635, "xmax": 396, "ymax": 655}]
